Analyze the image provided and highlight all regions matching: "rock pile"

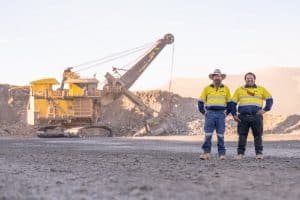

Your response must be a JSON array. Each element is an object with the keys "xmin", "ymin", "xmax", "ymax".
[{"xmin": 0, "ymin": 84, "xmax": 34, "ymax": 136}]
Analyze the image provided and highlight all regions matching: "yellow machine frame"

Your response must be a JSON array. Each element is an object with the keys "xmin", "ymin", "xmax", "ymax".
[{"xmin": 27, "ymin": 77, "xmax": 100, "ymax": 126}]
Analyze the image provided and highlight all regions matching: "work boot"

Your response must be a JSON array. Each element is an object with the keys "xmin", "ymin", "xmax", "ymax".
[
  {"xmin": 219, "ymin": 155, "xmax": 226, "ymax": 160},
  {"xmin": 199, "ymin": 153, "xmax": 210, "ymax": 160},
  {"xmin": 235, "ymin": 154, "xmax": 244, "ymax": 160},
  {"xmin": 256, "ymin": 154, "xmax": 264, "ymax": 160}
]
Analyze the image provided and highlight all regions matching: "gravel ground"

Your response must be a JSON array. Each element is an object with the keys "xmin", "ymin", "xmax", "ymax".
[{"xmin": 0, "ymin": 137, "xmax": 299, "ymax": 200}]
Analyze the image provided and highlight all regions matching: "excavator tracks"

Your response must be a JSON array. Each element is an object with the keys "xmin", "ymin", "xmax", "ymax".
[{"xmin": 37, "ymin": 125, "xmax": 113, "ymax": 138}]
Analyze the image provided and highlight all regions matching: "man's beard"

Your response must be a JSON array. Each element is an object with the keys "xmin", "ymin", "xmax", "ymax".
[
  {"xmin": 246, "ymin": 82, "xmax": 254, "ymax": 86},
  {"xmin": 213, "ymin": 80, "xmax": 221, "ymax": 86}
]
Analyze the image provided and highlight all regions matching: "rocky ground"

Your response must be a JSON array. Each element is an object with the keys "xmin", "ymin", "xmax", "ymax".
[{"xmin": 0, "ymin": 136, "xmax": 299, "ymax": 200}]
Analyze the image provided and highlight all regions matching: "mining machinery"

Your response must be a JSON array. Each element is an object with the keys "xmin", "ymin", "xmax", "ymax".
[{"xmin": 27, "ymin": 33, "xmax": 174, "ymax": 137}]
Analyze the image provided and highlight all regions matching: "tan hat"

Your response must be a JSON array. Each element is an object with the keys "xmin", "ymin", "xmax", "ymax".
[{"xmin": 209, "ymin": 69, "xmax": 226, "ymax": 80}]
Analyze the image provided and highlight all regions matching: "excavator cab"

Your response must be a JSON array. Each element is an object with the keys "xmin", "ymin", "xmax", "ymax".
[{"xmin": 27, "ymin": 78, "xmax": 60, "ymax": 125}]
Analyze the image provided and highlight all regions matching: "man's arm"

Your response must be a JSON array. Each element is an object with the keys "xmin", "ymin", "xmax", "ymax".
[
  {"xmin": 198, "ymin": 87, "xmax": 207, "ymax": 115},
  {"xmin": 198, "ymin": 100, "xmax": 205, "ymax": 115},
  {"xmin": 262, "ymin": 86, "xmax": 273, "ymax": 112},
  {"xmin": 230, "ymin": 88, "xmax": 241, "ymax": 122},
  {"xmin": 225, "ymin": 86, "xmax": 231, "ymax": 115},
  {"xmin": 263, "ymin": 98, "xmax": 273, "ymax": 111}
]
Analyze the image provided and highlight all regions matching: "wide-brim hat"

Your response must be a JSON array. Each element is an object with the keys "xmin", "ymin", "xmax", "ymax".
[{"xmin": 209, "ymin": 69, "xmax": 226, "ymax": 80}]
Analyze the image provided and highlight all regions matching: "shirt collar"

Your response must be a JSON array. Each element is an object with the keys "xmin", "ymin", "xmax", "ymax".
[
  {"xmin": 244, "ymin": 84, "xmax": 257, "ymax": 88},
  {"xmin": 210, "ymin": 84, "xmax": 224, "ymax": 88}
]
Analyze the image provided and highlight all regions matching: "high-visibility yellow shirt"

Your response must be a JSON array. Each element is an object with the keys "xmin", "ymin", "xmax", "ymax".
[
  {"xmin": 230, "ymin": 84, "xmax": 273, "ymax": 115},
  {"xmin": 199, "ymin": 84, "xmax": 231, "ymax": 110},
  {"xmin": 231, "ymin": 85, "xmax": 272, "ymax": 107}
]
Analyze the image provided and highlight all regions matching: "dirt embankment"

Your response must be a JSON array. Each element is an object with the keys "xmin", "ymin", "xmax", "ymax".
[
  {"xmin": 0, "ymin": 84, "xmax": 33, "ymax": 136},
  {"xmin": 0, "ymin": 85, "xmax": 299, "ymax": 137}
]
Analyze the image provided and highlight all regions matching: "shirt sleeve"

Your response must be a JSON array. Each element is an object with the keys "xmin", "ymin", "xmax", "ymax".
[
  {"xmin": 261, "ymin": 87, "xmax": 272, "ymax": 99},
  {"xmin": 199, "ymin": 87, "xmax": 207, "ymax": 103},
  {"xmin": 231, "ymin": 87, "xmax": 240, "ymax": 103},
  {"xmin": 261, "ymin": 87, "xmax": 273, "ymax": 111},
  {"xmin": 229, "ymin": 88, "xmax": 240, "ymax": 116},
  {"xmin": 225, "ymin": 86, "xmax": 231, "ymax": 102},
  {"xmin": 225, "ymin": 86, "xmax": 231, "ymax": 115},
  {"xmin": 198, "ymin": 87, "xmax": 207, "ymax": 114}
]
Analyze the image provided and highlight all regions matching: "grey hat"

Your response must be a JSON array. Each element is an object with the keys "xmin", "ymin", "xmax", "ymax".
[{"xmin": 209, "ymin": 69, "xmax": 226, "ymax": 80}]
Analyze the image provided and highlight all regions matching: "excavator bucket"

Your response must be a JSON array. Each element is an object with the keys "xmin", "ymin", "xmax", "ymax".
[{"xmin": 131, "ymin": 115, "xmax": 171, "ymax": 136}]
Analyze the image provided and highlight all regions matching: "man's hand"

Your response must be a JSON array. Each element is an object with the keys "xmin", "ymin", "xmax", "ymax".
[
  {"xmin": 257, "ymin": 110, "xmax": 266, "ymax": 115},
  {"xmin": 233, "ymin": 115, "xmax": 241, "ymax": 123},
  {"xmin": 224, "ymin": 110, "xmax": 230, "ymax": 117}
]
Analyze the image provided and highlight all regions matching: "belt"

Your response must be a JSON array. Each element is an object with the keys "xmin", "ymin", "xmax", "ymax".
[{"xmin": 207, "ymin": 109, "xmax": 225, "ymax": 112}]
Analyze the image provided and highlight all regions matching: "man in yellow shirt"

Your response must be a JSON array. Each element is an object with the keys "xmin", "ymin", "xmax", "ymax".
[
  {"xmin": 230, "ymin": 72, "xmax": 273, "ymax": 160},
  {"xmin": 198, "ymin": 69, "xmax": 231, "ymax": 160}
]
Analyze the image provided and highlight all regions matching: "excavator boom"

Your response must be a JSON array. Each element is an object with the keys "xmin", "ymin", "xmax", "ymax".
[
  {"xmin": 101, "ymin": 33, "xmax": 174, "ymax": 105},
  {"xmin": 120, "ymin": 33, "xmax": 174, "ymax": 89},
  {"xmin": 101, "ymin": 33, "xmax": 175, "ymax": 135}
]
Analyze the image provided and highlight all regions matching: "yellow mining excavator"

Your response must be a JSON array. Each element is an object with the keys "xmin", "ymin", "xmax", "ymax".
[{"xmin": 27, "ymin": 33, "xmax": 174, "ymax": 137}]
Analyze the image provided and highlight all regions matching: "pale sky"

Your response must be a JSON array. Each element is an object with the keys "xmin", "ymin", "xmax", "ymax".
[{"xmin": 1, "ymin": 0, "xmax": 300, "ymax": 90}]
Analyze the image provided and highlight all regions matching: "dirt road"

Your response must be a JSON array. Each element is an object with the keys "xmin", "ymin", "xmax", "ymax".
[{"xmin": 0, "ymin": 136, "xmax": 299, "ymax": 200}]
